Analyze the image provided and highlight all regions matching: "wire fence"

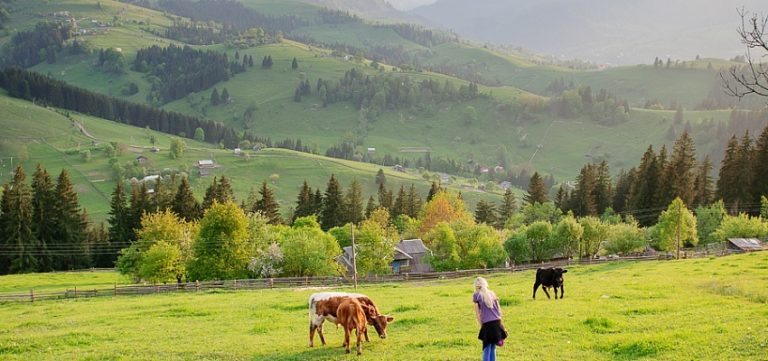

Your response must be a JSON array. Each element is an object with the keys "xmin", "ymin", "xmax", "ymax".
[{"xmin": 3, "ymin": 251, "xmax": 746, "ymax": 304}]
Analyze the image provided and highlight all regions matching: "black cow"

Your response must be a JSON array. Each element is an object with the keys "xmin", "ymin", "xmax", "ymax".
[{"xmin": 533, "ymin": 268, "xmax": 567, "ymax": 300}]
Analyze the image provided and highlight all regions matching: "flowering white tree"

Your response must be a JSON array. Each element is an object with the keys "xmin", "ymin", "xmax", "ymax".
[{"xmin": 248, "ymin": 243, "xmax": 283, "ymax": 278}]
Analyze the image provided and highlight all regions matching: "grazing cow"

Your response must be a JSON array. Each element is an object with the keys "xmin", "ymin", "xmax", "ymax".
[
  {"xmin": 308, "ymin": 292, "xmax": 394, "ymax": 347},
  {"xmin": 533, "ymin": 268, "xmax": 568, "ymax": 299},
  {"xmin": 337, "ymin": 297, "xmax": 368, "ymax": 355}
]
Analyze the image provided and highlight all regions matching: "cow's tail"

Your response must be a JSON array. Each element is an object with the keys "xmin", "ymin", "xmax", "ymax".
[{"xmin": 308, "ymin": 294, "xmax": 316, "ymax": 322}]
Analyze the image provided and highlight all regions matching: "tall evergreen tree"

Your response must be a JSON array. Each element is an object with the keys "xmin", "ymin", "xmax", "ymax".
[
  {"xmin": 612, "ymin": 168, "xmax": 636, "ymax": 213},
  {"xmin": 31, "ymin": 164, "xmax": 55, "ymax": 271},
  {"xmin": 365, "ymin": 196, "xmax": 377, "ymax": 218},
  {"xmin": 594, "ymin": 161, "xmax": 613, "ymax": 215},
  {"xmin": 202, "ymin": 176, "xmax": 220, "ymax": 211},
  {"xmin": 221, "ymin": 87, "xmax": 230, "ymax": 103},
  {"xmin": 752, "ymin": 126, "xmax": 768, "ymax": 202},
  {"xmin": 525, "ymin": 172, "xmax": 548, "ymax": 205},
  {"xmin": 320, "ymin": 174, "xmax": 344, "ymax": 230},
  {"xmin": 627, "ymin": 146, "xmax": 661, "ymax": 225},
  {"xmin": 498, "ymin": 188, "xmax": 517, "ymax": 225},
  {"xmin": 172, "ymin": 176, "xmax": 200, "ymax": 221},
  {"xmin": 52, "ymin": 169, "xmax": 88, "ymax": 270},
  {"xmin": 312, "ymin": 189, "xmax": 324, "ymax": 216},
  {"xmin": 474, "ymin": 200, "xmax": 498, "ymax": 226},
  {"xmin": 375, "ymin": 169, "xmax": 386, "ymax": 186},
  {"xmin": 291, "ymin": 57, "xmax": 298, "ymax": 70},
  {"xmin": 293, "ymin": 181, "xmax": 314, "ymax": 222},
  {"xmin": 377, "ymin": 183, "xmax": 393, "ymax": 211},
  {"xmin": 391, "ymin": 185, "xmax": 407, "ymax": 218},
  {"xmin": 0, "ymin": 166, "xmax": 38, "ymax": 273},
  {"xmin": 571, "ymin": 164, "xmax": 597, "ymax": 216},
  {"xmin": 406, "ymin": 184, "xmax": 422, "ymax": 218},
  {"xmin": 218, "ymin": 176, "xmax": 235, "ymax": 203},
  {"xmin": 129, "ymin": 183, "xmax": 151, "ymax": 239},
  {"xmin": 693, "ymin": 155, "xmax": 714, "ymax": 207},
  {"xmin": 427, "ymin": 181, "xmax": 441, "ymax": 202},
  {"xmin": 666, "ymin": 131, "xmax": 698, "ymax": 206},
  {"xmin": 108, "ymin": 181, "xmax": 132, "ymax": 257},
  {"xmin": 210, "ymin": 87, "xmax": 220, "ymax": 106},
  {"xmin": 254, "ymin": 181, "xmax": 281, "ymax": 224},
  {"xmin": 343, "ymin": 179, "xmax": 364, "ymax": 225}
]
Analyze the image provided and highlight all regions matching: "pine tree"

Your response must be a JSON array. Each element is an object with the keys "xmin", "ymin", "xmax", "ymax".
[
  {"xmin": 572, "ymin": 164, "xmax": 597, "ymax": 216},
  {"xmin": 594, "ymin": 161, "xmax": 613, "ymax": 215},
  {"xmin": 31, "ymin": 164, "xmax": 55, "ymax": 271},
  {"xmin": 312, "ymin": 189, "xmax": 324, "ymax": 216},
  {"xmin": 392, "ymin": 185, "xmax": 407, "ymax": 217},
  {"xmin": 218, "ymin": 176, "xmax": 235, "ymax": 203},
  {"xmin": 612, "ymin": 168, "xmax": 636, "ymax": 213},
  {"xmin": 108, "ymin": 181, "xmax": 132, "ymax": 257},
  {"xmin": 716, "ymin": 135, "xmax": 740, "ymax": 210},
  {"xmin": 498, "ymin": 188, "xmax": 517, "ymax": 225},
  {"xmin": 254, "ymin": 181, "xmax": 281, "ymax": 224},
  {"xmin": 343, "ymin": 179, "xmax": 364, "ymax": 224},
  {"xmin": 52, "ymin": 169, "xmax": 88, "ymax": 270},
  {"xmin": 406, "ymin": 184, "xmax": 422, "ymax": 218},
  {"xmin": 375, "ymin": 169, "xmax": 386, "ymax": 186},
  {"xmin": 666, "ymin": 131, "xmax": 698, "ymax": 206},
  {"xmin": 0, "ymin": 166, "xmax": 38, "ymax": 273},
  {"xmin": 377, "ymin": 183, "xmax": 393, "ymax": 211},
  {"xmin": 736, "ymin": 131, "xmax": 755, "ymax": 211},
  {"xmin": 693, "ymin": 155, "xmax": 714, "ymax": 207},
  {"xmin": 474, "ymin": 200, "xmax": 498, "ymax": 226},
  {"xmin": 627, "ymin": 146, "xmax": 661, "ymax": 226},
  {"xmin": 221, "ymin": 88, "xmax": 230, "ymax": 104},
  {"xmin": 172, "ymin": 176, "xmax": 200, "ymax": 221},
  {"xmin": 293, "ymin": 181, "xmax": 314, "ymax": 222},
  {"xmin": 752, "ymin": 126, "xmax": 768, "ymax": 202},
  {"xmin": 525, "ymin": 172, "xmax": 548, "ymax": 205},
  {"xmin": 291, "ymin": 57, "xmax": 298, "ymax": 70},
  {"xmin": 202, "ymin": 176, "xmax": 220, "ymax": 211},
  {"xmin": 320, "ymin": 174, "xmax": 344, "ymax": 230},
  {"xmin": 554, "ymin": 184, "xmax": 569, "ymax": 211},
  {"xmin": 129, "ymin": 183, "xmax": 151, "ymax": 239},
  {"xmin": 365, "ymin": 196, "xmax": 377, "ymax": 218},
  {"xmin": 427, "ymin": 181, "xmax": 441, "ymax": 202},
  {"xmin": 210, "ymin": 87, "xmax": 220, "ymax": 106}
]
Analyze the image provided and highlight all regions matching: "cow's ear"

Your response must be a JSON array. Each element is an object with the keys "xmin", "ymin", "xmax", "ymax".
[
  {"xmin": 385, "ymin": 316, "xmax": 395, "ymax": 323},
  {"xmin": 562, "ymin": 269, "xmax": 568, "ymax": 274}
]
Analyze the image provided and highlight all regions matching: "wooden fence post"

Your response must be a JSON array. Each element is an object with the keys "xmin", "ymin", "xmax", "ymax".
[
  {"xmin": 234, "ymin": 279, "xmax": 238, "ymax": 290},
  {"xmin": 30, "ymin": 289, "xmax": 34, "ymax": 303},
  {"xmin": 195, "ymin": 280, "xmax": 200, "ymax": 292},
  {"xmin": 268, "ymin": 278, "xmax": 273, "ymax": 289},
  {"xmin": 114, "ymin": 283, "xmax": 117, "ymax": 296},
  {"xmin": 74, "ymin": 286, "xmax": 77, "ymax": 298}
]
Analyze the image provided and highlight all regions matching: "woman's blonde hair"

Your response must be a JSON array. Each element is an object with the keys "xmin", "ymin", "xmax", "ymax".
[{"xmin": 474, "ymin": 277, "xmax": 496, "ymax": 308}]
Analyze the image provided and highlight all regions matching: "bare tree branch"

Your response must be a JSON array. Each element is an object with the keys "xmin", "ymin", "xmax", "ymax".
[{"xmin": 722, "ymin": 8, "xmax": 768, "ymax": 103}]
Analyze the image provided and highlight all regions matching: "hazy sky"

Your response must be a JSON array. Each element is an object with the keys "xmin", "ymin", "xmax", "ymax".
[{"xmin": 386, "ymin": 0, "xmax": 437, "ymax": 10}]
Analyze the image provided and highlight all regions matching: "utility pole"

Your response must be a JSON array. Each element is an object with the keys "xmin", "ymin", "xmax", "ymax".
[
  {"xmin": 676, "ymin": 201, "xmax": 682, "ymax": 260},
  {"xmin": 351, "ymin": 224, "xmax": 358, "ymax": 290}
]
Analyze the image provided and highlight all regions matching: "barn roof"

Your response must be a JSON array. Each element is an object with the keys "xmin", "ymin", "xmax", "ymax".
[
  {"xmin": 396, "ymin": 239, "xmax": 429, "ymax": 255},
  {"xmin": 393, "ymin": 247, "xmax": 413, "ymax": 261},
  {"xmin": 727, "ymin": 238, "xmax": 766, "ymax": 251}
]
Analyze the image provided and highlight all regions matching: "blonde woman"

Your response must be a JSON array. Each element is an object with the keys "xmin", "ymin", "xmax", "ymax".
[{"xmin": 473, "ymin": 277, "xmax": 507, "ymax": 361}]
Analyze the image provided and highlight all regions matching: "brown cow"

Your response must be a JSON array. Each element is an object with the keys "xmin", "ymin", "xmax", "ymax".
[
  {"xmin": 337, "ymin": 298, "xmax": 368, "ymax": 355},
  {"xmin": 308, "ymin": 292, "xmax": 394, "ymax": 347}
]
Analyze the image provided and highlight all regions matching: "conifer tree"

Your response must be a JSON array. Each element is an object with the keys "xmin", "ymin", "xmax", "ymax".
[
  {"xmin": 693, "ymin": 155, "xmax": 714, "ymax": 207},
  {"xmin": 172, "ymin": 176, "xmax": 200, "ymax": 221},
  {"xmin": 392, "ymin": 185, "xmax": 407, "ymax": 217},
  {"xmin": 0, "ymin": 166, "xmax": 38, "ymax": 273},
  {"xmin": 202, "ymin": 176, "xmax": 220, "ymax": 211},
  {"xmin": 130, "ymin": 183, "xmax": 151, "ymax": 238},
  {"xmin": 343, "ymin": 179, "xmax": 364, "ymax": 225},
  {"xmin": 716, "ymin": 135, "xmax": 740, "ymax": 211},
  {"xmin": 627, "ymin": 146, "xmax": 661, "ymax": 225},
  {"xmin": 221, "ymin": 88, "xmax": 230, "ymax": 104},
  {"xmin": 406, "ymin": 184, "xmax": 422, "ymax": 218},
  {"xmin": 475, "ymin": 200, "xmax": 498, "ymax": 226},
  {"xmin": 312, "ymin": 189, "xmax": 324, "ymax": 216},
  {"xmin": 666, "ymin": 131, "xmax": 698, "ymax": 206},
  {"xmin": 427, "ymin": 181, "xmax": 440, "ymax": 202},
  {"xmin": 52, "ymin": 169, "xmax": 88, "ymax": 270},
  {"xmin": 572, "ymin": 164, "xmax": 597, "ymax": 216},
  {"xmin": 293, "ymin": 181, "xmax": 314, "ymax": 222},
  {"xmin": 753, "ymin": 126, "xmax": 768, "ymax": 202},
  {"xmin": 210, "ymin": 87, "xmax": 220, "ymax": 106},
  {"xmin": 498, "ymin": 188, "xmax": 517, "ymax": 226},
  {"xmin": 31, "ymin": 164, "xmax": 55, "ymax": 271},
  {"xmin": 555, "ymin": 184, "xmax": 569, "ymax": 211},
  {"xmin": 525, "ymin": 172, "xmax": 548, "ymax": 205},
  {"xmin": 612, "ymin": 168, "xmax": 636, "ymax": 213},
  {"xmin": 594, "ymin": 161, "xmax": 613, "ymax": 215},
  {"xmin": 320, "ymin": 174, "xmax": 344, "ymax": 230},
  {"xmin": 375, "ymin": 168, "xmax": 386, "ymax": 185},
  {"xmin": 218, "ymin": 176, "xmax": 235, "ymax": 203},
  {"xmin": 291, "ymin": 57, "xmax": 298, "ymax": 70},
  {"xmin": 108, "ymin": 181, "xmax": 132, "ymax": 255},
  {"xmin": 377, "ymin": 183, "xmax": 393, "ymax": 211},
  {"xmin": 254, "ymin": 181, "xmax": 281, "ymax": 224},
  {"xmin": 365, "ymin": 196, "xmax": 377, "ymax": 218}
]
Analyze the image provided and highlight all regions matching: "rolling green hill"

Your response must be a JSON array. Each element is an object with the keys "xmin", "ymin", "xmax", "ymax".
[{"xmin": 0, "ymin": 90, "xmax": 504, "ymax": 221}]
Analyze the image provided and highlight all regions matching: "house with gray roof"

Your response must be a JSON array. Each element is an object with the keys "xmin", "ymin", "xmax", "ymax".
[{"xmin": 338, "ymin": 239, "xmax": 433, "ymax": 275}]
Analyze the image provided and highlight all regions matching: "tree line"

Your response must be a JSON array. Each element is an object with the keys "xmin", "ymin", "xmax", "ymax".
[
  {"xmin": 133, "ymin": 44, "xmax": 248, "ymax": 104},
  {"xmin": 1, "ymin": 22, "xmax": 72, "ymax": 68}
]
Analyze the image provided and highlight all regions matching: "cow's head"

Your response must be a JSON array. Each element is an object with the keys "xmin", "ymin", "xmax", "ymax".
[
  {"xmin": 554, "ymin": 268, "xmax": 568, "ymax": 286},
  {"xmin": 369, "ymin": 314, "xmax": 395, "ymax": 339}
]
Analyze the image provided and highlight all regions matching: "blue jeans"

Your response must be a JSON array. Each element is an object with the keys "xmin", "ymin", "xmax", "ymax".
[{"xmin": 483, "ymin": 343, "xmax": 496, "ymax": 361}]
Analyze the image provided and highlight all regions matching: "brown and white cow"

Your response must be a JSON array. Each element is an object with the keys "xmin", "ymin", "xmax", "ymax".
[
  {"xmin": 308, "ymin": 292, "xmax": 394, "ymax": 347},
  {"xmin": 337, "ymin": 297, "xmax": 367, "ymax": 355}
]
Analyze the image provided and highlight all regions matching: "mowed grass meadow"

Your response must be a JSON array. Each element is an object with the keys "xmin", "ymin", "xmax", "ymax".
[{"xmin": 1, "ymin": 253, "xmax": 767, "ymax": 360}]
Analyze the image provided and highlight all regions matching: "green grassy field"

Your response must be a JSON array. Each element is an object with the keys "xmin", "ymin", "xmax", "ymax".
[{"xmin": 1, "ymin": 252, "xmax": 766, "ymax": 360}]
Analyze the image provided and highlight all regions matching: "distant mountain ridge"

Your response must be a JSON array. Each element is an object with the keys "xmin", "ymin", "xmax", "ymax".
[
  {"xmin": 305, "ymin": 0, "xmax": 423, "ymax": 23},
  {"xmin": 412, "ymin": 0, "xmax": 767, "ymax": 64}
]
